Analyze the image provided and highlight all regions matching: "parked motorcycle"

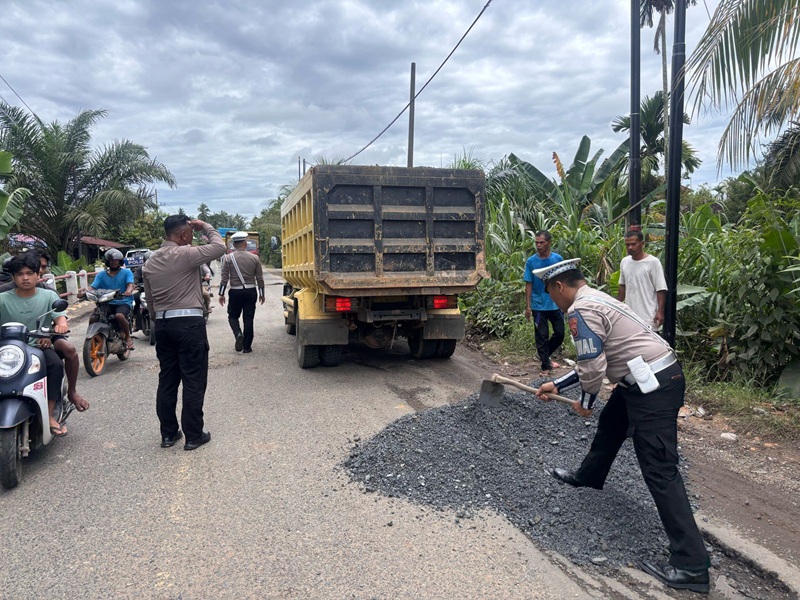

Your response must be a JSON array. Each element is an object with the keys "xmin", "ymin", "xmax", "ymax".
[
  {"xmin": 83, "ymin": 289, "xmax": 133, "ymax": 376},
  {"xmin": 0, "ymin": 300, "xmax": 70, "ymax": 489},
  {"xmin": 132, "ymin": 283, "xmax": 153, "ymax": 344}
]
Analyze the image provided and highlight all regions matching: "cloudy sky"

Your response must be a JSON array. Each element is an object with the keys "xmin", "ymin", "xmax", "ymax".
[{"xmin": 2, "ymin": 0, "xmax": 732, "ymax": 219}]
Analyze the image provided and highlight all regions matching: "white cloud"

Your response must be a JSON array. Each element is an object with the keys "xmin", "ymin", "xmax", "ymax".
[{"xmin": 1, "ymin": 0, "xmax": 735, "ymax": 219}]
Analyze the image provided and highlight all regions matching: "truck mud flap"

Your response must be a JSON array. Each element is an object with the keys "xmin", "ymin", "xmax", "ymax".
[
  {"xmin": 298, "ymin": 319, "xmax": 348, "ymax": 346},
  {"xmin": 422, "ymin": 315, "xmax": 465, "ymax": 340}
]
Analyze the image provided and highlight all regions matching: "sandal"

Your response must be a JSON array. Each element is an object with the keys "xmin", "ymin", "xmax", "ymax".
[{"xmin": 50, "ymin": 423, "xmax": 68, "ymax": 437}]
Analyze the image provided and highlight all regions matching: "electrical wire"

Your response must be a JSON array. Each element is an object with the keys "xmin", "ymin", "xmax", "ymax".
[
  {"xmin": 342, "ymin": 0, "xmax": 494, "ymax": 163},
  {"xmin": 0, "ymin": 74, "xmax": 37, "ymax": 116}
]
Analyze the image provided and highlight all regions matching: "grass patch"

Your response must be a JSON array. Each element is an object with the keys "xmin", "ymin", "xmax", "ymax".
[{"xmin": 683, "ymin": 363, "xmax": 800, "ymax": 441}]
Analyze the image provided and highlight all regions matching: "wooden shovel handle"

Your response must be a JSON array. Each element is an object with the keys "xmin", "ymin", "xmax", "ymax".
[{"xmin": 490, "ymin": 374, "xmax": 577, "ymax": 406}]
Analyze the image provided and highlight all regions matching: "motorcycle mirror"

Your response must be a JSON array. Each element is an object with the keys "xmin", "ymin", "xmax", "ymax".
[{"xmin": 52, "ymin": 299, "xmax": 68, "ymax": 312}]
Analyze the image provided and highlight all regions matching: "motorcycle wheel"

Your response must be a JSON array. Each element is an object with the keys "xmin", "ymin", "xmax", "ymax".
[
  {"xmin": 149, "ymin": 328, "xmax": 156, "ymax": 346},
  {"xmin": 83, "ymin": 333, "xmax": 107, "ymax": 377},
  {"xmin": 141, "ymin": 313, "xmax": 151, "ymax": 336},
  {"xmin": 0, "ymin": 426, "xmax": 22, "ymax": 489}
]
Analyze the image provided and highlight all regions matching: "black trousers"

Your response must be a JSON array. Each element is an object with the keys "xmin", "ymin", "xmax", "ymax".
[
  {"xmin": 227, "ymin": 288, "xmax": 257, "ymax": 351},
  {"xmin": 533, "ymin": 309, "xmax": 564, "ymax": 369},
  {"xmin": 573, "ymin": 363, "xmax": 710, "ymax": 570},
  {"xmin": 42, "ymin": 347, "xmax": 64, "ymax": 404},
  {"xmin": 154, "ymin": 316, "xmax": 209, "ymax": 442}
]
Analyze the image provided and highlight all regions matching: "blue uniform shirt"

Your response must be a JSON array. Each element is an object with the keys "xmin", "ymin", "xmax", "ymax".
[
  {"xmin": 91, "ymin": 268, "xmax": 134, "ymax": 306},
  {"xmin": 523, "ymin": 252, "xmax": 563, "ymax": 311}
]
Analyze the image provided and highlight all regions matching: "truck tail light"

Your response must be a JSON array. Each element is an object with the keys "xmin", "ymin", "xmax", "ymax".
[
  {"xmin": 428, "ymin": 295, "xmax": 457, "ymax": 310},
  {"xmin": 324, "ymin": 296, "xmax": 356, "ymax": 312}
]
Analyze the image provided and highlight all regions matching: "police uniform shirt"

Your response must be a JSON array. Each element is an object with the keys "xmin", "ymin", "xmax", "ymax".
[
  {"xmin": 562, "ymin": 286, "xmax": 674, "ymax": 398},
  {"xmin": 143, "ymin": 225, "xmax": 226, "ymax": 314},
  {"xmin": 220, "ymin": 250, "xmax": 264, "ymax": 290}
]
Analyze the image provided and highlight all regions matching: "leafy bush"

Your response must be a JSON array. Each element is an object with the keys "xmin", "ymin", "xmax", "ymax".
[{"xmin": 460, "ymin": 278, "xmax": 526, "ymax": 338}]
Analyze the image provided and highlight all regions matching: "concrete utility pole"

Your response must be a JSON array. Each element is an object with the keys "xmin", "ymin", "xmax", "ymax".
[
  {"xmin": 629, "ymin": 0, "xmax": 642, "ymax": 230},
  {"xmin": 407, "ymin": 62, "xmax": 416, "ymax": 168},
  {"xmin": 663, "ymin": 0, "xmax": 687, "ymax": 348}
]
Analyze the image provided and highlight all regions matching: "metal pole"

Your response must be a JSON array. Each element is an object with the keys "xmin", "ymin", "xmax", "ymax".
[
  {"xmin": 663, "ymin": 0, "xmax": 686, "ymax": 348},
  {"xmin": 298, "ymin": 157, "xmax": 301, "ymax": 180},
  {"xmin": 629, "ymin": 0, "xmax": 642, "ymax": 230},
  {"xmin": 407, "ymin": 62, "xmax": 416, "ymax": 168}
]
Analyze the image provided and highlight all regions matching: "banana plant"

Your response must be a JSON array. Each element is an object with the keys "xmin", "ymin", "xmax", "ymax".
[
  {"xmin": 508, "ymin": 135, "xmax": 629, "ymax": 230},
  {"xmin": 0, "ymin": 151, "xmax": 27, "ymax": 238}
]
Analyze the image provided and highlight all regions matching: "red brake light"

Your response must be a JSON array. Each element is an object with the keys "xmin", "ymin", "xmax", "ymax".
[
  {"xmin": 335, "ymin": 298, "xmax": 351, "ymax": 312},
  {"xmin": 432, "ymin": 296, "xmax": 449, "ymax": 309}
]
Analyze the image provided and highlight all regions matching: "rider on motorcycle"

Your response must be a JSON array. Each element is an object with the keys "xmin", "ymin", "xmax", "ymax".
[
  {"xmin": 0, "ymin": 254, "xmax": 72, "ymax": 436},
  {"xmin": 84, "ymin": 249, "xmax": 135, "ymax": 350},
  {"xmin": 0, "ymin": 252, "xmax": 89, "ymax": 415}
]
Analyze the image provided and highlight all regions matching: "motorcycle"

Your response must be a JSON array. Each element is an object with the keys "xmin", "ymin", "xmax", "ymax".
[
  {"xmin": 0, "ymin": 300, "xmax": 70, "ymax": 489},
  {"xmin": 82, "ymin": 289, "xmax": 133, "ymax": 376},
  {"xmin": 132, "ymin": 283, "xmax": 155, "ymax": 346}
]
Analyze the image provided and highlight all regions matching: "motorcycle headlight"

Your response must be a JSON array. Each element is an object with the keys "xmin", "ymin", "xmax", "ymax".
[
  {"xmin": 0, "ymin": 345, "xmax": 25, "ymax": 378},
  {"xmin": 101, "ymin": 291, "xmax": 117, "ymax": 302}
]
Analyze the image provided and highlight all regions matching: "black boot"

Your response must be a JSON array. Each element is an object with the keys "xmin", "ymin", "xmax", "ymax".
[
  {"xmin": 638, "ymin": 561, "xmax": 710, "ymax": 594},
  {"xmin": 551, "ymin": 468, "xmax": 585, "ymax": 488}
]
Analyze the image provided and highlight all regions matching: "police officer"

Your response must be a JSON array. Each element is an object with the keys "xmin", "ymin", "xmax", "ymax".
[
  {"xmin": 218, "ymin": 231, "xmax": 264, "ymax": 353},
  {"xmin": 143, "ymin": 216, "xmax": 226, "ymax": 451},
  {"xmin": 533, "ymin": 259, "xmax": 711, "ymax": 594}
]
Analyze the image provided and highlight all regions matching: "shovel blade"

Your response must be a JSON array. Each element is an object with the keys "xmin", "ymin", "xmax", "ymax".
[{"xmin": 479, "ymin": 379, "xmax": 505, "ymax": 407}]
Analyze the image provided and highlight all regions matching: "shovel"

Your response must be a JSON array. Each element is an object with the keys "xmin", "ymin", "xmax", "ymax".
[{"xmin": 479, "ymin": 373, "xmax": 577, "ymax": 408}]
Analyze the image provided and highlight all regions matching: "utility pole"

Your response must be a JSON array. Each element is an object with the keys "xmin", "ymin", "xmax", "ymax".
[
  {"xmin": 629, "ymin": 0, "xmax": 642, "ymax": 231},
  {"xmin": 407, "ymin": 62, "xmax": 416, "ymax": 168},
  {"xmin": 663, "ymin": 0, "xmax": 687, "ymax": 348}
]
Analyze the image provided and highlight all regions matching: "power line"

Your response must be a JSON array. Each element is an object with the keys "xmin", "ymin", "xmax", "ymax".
[
  {"xmin": 343, "ymin": 0, "xmax": 494, "ymax": 163},
  {"xmin": 0, "ymin": 73, "xmax": 37, "ymax": 116}
]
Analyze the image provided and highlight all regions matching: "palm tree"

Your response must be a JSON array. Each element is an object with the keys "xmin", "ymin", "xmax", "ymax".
[
  {"xmin": 197, "ymin": 203, "xmax": 211, "ymax": 221},
  {"xmin": 0, "ymin": 102, "xmax": 176, "ymax": 253},
  {"xmin": 762, "ymin": 122, "xmax": 800, "ymax": 191},
  {"xmin": 640, "ymin": 1, "xmax": 697, "ymax": 178},
  {"xmin": 612, "ymin": 91, "xmax": 701, "ymax": 193},
  {"xmin": 688, "ymin": 0, "xmax": 800, "ymax": 169}
]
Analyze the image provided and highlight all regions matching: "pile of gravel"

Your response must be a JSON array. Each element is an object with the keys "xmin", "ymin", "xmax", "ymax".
[{"xmin": 344, "ymin": 382, "xmax": 686, "ymax": 568}]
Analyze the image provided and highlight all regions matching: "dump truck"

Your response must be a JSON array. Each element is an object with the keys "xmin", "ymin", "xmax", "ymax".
[{"xmin": 281, "ymin": 165, "xmax": 487, "ymax": 368}]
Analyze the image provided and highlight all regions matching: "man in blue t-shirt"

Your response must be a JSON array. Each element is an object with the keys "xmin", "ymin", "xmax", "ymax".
[
  {"xmin": 523, "ymin": 230, "xmax": 565, "ymax": 373},
  {"xmin": 85, "ymin": 248, "xmax": 135, "ymax": 350}
]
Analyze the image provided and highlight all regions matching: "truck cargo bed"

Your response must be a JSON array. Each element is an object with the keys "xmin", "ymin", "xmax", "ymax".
[{"xmin": 282, "ymin": 165, "xmax": 486, "ymax": 296}]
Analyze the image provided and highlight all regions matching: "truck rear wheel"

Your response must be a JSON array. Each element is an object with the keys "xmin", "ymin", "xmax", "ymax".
[
  {"xmin": 319, "ymin": 345, "xmax": 342, "ymax": 367},
  {"xmin": 296, "ymin": 323, "xmax": 319, "ymax": 369},
  {"xmin": 436, "ymin": 339, "xmax": 458, "ymax": 358},
  {"xmin": 408, "ymin": 330, "xmax": 437, "ymax": 359}
]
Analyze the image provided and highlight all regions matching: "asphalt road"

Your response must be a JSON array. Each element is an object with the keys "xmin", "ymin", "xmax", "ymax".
[{"xmin": 0, "ymin": 272, "xmax": 699, "ymax": 599}]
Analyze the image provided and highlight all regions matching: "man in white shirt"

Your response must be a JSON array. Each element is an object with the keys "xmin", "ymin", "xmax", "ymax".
[{"xmin": 617, "ymin": 230, "xmax": 667, "ymax": 329}]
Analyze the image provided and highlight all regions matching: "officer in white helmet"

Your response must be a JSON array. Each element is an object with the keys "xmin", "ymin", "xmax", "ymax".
[
  {"xmin": 218, "ymin": 231, "xmax": 264, "ymax": 353},
  {"xmin": 533, "ymin": 258, "xmax": 711, "ymax": 594}
]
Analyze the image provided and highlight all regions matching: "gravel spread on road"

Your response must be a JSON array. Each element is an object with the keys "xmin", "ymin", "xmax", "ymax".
[{"xmin": 345, "ymin": 383, "xmax": 685, "ymax": 568}]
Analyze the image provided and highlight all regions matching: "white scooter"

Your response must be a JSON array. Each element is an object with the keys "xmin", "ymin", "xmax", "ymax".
[{"xmin": 0, "ymin": 299, "xmax": 70, "ymax": 489}]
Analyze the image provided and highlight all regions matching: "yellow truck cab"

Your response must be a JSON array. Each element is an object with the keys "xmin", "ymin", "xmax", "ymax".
[{"xmin": 281, "ymin": 165, "xmax": 487, "ymax": 368}]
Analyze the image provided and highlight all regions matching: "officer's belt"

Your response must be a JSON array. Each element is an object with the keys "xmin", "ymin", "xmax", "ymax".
[
  {"xmin": 155, "ymin": 308, "xmax": 204, "ymax": 319},
  {"xmin": 620, "ymin": 352, "xmax": 677, "ymax": 387},
  {"xmin": 229, "ymin": 284, "xmax": 256, "ymax": 289}
]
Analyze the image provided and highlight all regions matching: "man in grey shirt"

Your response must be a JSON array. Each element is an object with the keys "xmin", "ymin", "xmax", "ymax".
[{"xmin": 143, "ymin": 216, "xmax": 226, "ymax": 451}]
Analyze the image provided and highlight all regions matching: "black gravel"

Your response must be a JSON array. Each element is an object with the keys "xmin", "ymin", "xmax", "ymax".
[{"xmin": 344, "ymin": 381, "xmax": 687, "ymax": 568}]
